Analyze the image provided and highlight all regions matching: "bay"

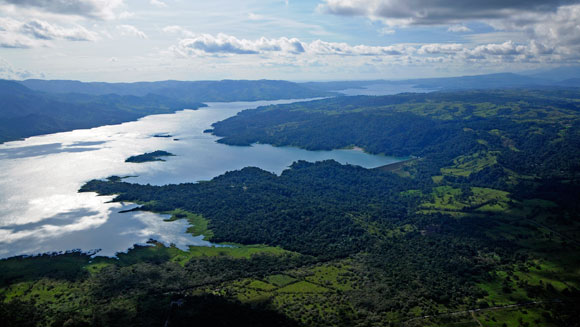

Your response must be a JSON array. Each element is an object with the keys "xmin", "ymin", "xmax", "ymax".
[
  {"xmin": 338, "ymin": 83, "xmax": 433, "ymax": 96},
  {"xmin": 0, "ymin": 98, "xmax": 402, "ymax": 259}
]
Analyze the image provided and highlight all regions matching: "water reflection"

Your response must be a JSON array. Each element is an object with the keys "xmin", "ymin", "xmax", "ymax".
[
  {"xmin": 0, "ymin": 142, "xmax": 105, "ymax": 160},
  {"xmin": 1, "ymin": 208, "xmax": 100, "ymax": 233},
  {"xmin": 0, "ymin": 98, "xmax": 403, "ymax": 258}
]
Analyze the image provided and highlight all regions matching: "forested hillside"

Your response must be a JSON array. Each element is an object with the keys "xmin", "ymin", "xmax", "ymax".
[
  {"xmin": 0, "ymin": 79, "xmax": 331, "ymax": 144},
  {"xmin": 210, "ymin": 89, "xmax": 580, "ymax": 181},
  {"xmin": 1, "ymin": 89, "xmax": 579, "ymax": 326},
  {"xmin": 19, "ymin": 79, "xmax": 332, "ymax": 101},
  {"xmin": 301, "ymin": 70, "xmax": 580, "ymax": 92},
  {"xmin": 0, "ymin": 80, "xmax": 205, "ymax": 143}
]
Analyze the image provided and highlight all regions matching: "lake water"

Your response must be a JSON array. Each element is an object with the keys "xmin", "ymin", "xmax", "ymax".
[
  {"xmin": 0, "ymin": 98, "xmax": 404, "ymax": 259},
  {"xmin": 338, "ymin": 83, "xmax": 433, "ymax": 96}
]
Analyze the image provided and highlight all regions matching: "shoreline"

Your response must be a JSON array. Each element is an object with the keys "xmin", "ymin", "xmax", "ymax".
[{"xmin": 373, "ymin": 158, "xmax": 417, "ymax": 171}]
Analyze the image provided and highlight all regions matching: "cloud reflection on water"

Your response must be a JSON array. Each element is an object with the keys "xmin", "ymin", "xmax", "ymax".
[{"xmin": 0, "ymin": 95, "xmax": 406, "ymax": 259}]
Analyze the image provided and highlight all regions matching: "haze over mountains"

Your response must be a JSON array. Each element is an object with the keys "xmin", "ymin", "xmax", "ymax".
[
  {"xmin": 303, "ymin": 67, "xmax": 580, "ymax": 91},
  {"xmin": 0, "ymin": 80, "xmax": 204, "ymax": 143},
  {"xmin": 18, "ymin": 79, "xmax": 330, "ymax": 100},
  {"xmin": 1, "ymin": 0, "xmax": 580, "ymax": 325},
  {"xmin": 0, "ymin": 79, "xmax": 329, "ymax": 143},
  {"xmin": 0, "ymin": 67, "xmax": 577, "ymax": 144},
  {"xmin": 18, "ymin": 66, "xmax": 580, "ymax": 97}
]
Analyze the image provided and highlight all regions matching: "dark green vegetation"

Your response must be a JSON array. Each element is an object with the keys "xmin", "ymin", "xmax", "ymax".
[
  {"xmin": 210, "ymin": 88, "xmax": 579, "ymax": 159},
  {"xmin": 125, "ymin": 150, "xmax": 175, "ymax": 163},
  {"xmin": 81, "ymin": 160, "xmax": 411, "ymax": 257},
  {"xmin": 0, "ymin": 80, "xmax": 205, "ymax": 144},
  {"xmin": 0, "ymin": 79, "xmax": 330, "ymax": 144},
  {"xmin": 19, "ymin": 79, "xmax": 331, "ymax": 101},
  {"xmin": 2, "ymin": 88, "xmax": 580, "ymax": 326}
]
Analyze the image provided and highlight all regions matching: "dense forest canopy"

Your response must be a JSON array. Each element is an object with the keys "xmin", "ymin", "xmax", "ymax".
[
  {"xmin": 210, "ymin": 89, "xmax": 580, "ymax": 181},
  {"xmin": 1, "ymin": 88, "xmax": 579, "ymax": 326},
  {"xmin": 125, "ymin": 150, "xmax": 175, "ymax": 163}
]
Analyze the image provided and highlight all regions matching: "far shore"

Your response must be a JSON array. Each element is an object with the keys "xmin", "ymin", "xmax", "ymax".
[{"xmin": 373, "ymin": 158, "xmax": 417, "ymax": 171}]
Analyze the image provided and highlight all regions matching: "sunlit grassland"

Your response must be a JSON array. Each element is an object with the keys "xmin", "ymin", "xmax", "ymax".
[
  {"xmin": 277, "ymin": 281, "xmax": 330, "ymax": 293},
  {"xmin": 1, "ymin": 279, "xmax": 82, "ymax": 304},
  {"xmin": 422, "ymin": 306, "xmax": 558, "ymax": 327},
  {"xmin": 266, "ymin": 274, "xmax": 297, "ymax": 287},
  {"xmin": 164, "ymin": 209, "xmax": 214, "ymax": 240},
  {"xmin": 104, "ymin": 241, "xmax": 291, "ymax": 267},
  {"xmin": 196, "ymin": 259, "xmax": 359, "ymax": 325},
  {"xmin": 440, "ymin": 151, "xmax": 499, "ymax": 177},
  {"xmin": 417, "ymin": 186, "xmax": 511, "ymax": 215},
  {"xmin": 0, "ymin": 279, "xmax": 88, "ymax": 326},
  {"xmin": 0, "ymin": 240, "xmax": 296, "ymax": 323},
  {"xmin": 389, "ymin": 98, "xmax": 579, "ymax": 124}
]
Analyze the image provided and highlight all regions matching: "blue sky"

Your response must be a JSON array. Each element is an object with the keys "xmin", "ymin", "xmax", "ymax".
[{"xmin": 0, "ymin": 0, "xmax": 578, "ymax": 81}]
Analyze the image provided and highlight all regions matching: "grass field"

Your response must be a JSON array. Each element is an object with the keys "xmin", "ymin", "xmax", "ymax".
[
  {"xmin": 418, "ymin": 186, "xmax": 511, "ymax": 215},
  {"xmin": 419, "ymin": 305, "xmax": 558, "ymax": 327},
  {"xmin": 194, "ymin": 259, "xmax": 359, "ymax": 325},
  {"xmin": 266, "ymin": 274, "xmax": 297, "ymax": 287},
  {"xmin": 277, "ymin": 281, "xmax": 330, "ymax": 293},
  {"xmin": 440, "ymin": 151, "xmax": 499, "ymax": 177},
  {"xmin": 164, "ymin": 209, "xmax": 214, "ymax": 239}
]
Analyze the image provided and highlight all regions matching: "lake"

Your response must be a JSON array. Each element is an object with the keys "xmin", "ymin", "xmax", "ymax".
[
  {"xmin": 0, "ymin": 97, "xmax": 405, "ymax": 259},
  {"xmin": 338, "ymin": 83, "xmax": 433, "ymax": 96}
]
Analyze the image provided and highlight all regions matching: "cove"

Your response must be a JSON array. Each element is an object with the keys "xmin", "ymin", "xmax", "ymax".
[{"xmin": 0, "ymin": 98, "xmax": 403, "ymax": 259}]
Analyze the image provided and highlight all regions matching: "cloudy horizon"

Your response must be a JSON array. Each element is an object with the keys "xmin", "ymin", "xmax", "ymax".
[{"xmin": 0, "ymin": 0, "xmax": 579, "ymax": 82}]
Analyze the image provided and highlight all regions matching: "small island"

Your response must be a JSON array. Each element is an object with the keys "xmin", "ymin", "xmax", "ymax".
[{"xmin": 125, "ymin": 150, "xmax": 175, "ymax": 163}]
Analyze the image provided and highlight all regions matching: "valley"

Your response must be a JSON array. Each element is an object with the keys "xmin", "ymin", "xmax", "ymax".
[{"xmin": 1, "ymin": 87, "xmax": 578, "ymax": 326}]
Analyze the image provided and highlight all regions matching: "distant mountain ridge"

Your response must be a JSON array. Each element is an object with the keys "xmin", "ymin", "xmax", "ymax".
[
  {"xmin": 3, "ymin": 71, "xmax": 579, "ymax": 144},
  {"xmin": 19, "ymin": 79, "xmax": 331, "ymax": 101},
  {"xmin": 521, "ymin": 66, "xmax": 580, "ymax": 81},
  {"xmin": 0, "ymin": 79, "xmax": 332, "ymax": 144},
  {"xmin": 0, "ymin": 80, "xmax": 206, "ymax": 144},
  {"xmin": 404, "ymin": 72, "xmax": 552, "ymax": 89},
  {"xmin": 18, "ymin": 69, "xmax": 580, "ymax": 98},
  {"xmin": 302, "ymin": 68, "xmax": 580, "ymax": 91}
]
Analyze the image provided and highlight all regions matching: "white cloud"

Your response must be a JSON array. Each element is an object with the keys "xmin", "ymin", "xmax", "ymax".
[
  {"xmin": 150, "ymin": 0, "xmax": 167, "ymax": 8},
  {"xmin": 306, "ymin": 39, "xmax": 410, "ymax": 56},
  {"xmin": 116, "ymin": 24, "xmax": 147, "ymax": 39},
  {"xmin": 318, "ymin": 0, "xmax": 580, "ymax": 64},
  {"xmin": 0, "ymin": 17, "xmax": 98, "ymax": 48},
  {"xmin": 417, "ymin": 43, "xmax": 463, "ymax": 55},
  {"xmin": 0, "ymin": 32, "xmax": 46, "ymax": 48},
  {"xmin": 169, "ymin": 34, "xmax": 424, "ymax": 58},
  {"xmin": 318, "ymin": 0, "xmax": 578, "ymax": 26},
  {"xmin": 171, "ymin": 33, "xmax": 305, "ymax": 56},
  {"xmin": 118, "ymin": 11, "xmax": 134, "ymax": 19},
  {"xmin": 470, "ymin": 41, "xmax": 526, "ymax": 56},
  {"xmin": 0, "ymin": 57, "xmax": 42, "ymax": 79},
  {"xmin": 162, "ymin": 25, "xmax": 194, "ymax": 37},
  {"xmin": 168, "ymin": 33, "xmax": 410, "ymax": 58},
  {"xmin": 493, "ymin": 4, "xmax": 580, "ymax": 51},
  {"xmin": 0, "ymin": 0, "xmax": 126, "ymax": 20},
  {"xmin": 166, "ymin": 32, "xmax": 579, "ymax": 69},
  {"xmin": 379, "ymin": 27, "xmax": 395, "ymax": 35},
  {"xmin": 448, "ymin": 25, "xmax": 471, "ymax": 33},
  {"xmin": 21, "ymin": 19, "xmax": 98, "ymax": 41}
]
